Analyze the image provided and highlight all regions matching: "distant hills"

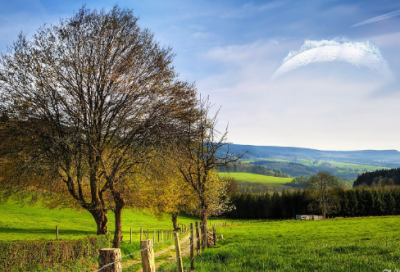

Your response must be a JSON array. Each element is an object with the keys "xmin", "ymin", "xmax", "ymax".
[{"xmin": 224, "ymin": 144, "xmax": 400, "ymax": 168}]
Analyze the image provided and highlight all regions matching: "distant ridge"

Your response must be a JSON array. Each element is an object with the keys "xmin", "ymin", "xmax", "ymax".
[{"xmin": 223, "ymin": 144, "xmax": 400, "ymax": 168}]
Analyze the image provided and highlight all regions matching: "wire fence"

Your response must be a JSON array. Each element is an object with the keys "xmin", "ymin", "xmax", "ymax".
[{"xmin": 96, "ymin": 220, "xmax": 269, "ymax": 272}]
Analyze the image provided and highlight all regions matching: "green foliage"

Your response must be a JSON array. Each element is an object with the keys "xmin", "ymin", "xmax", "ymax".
[
  {"xmin": 172, "ymin": 217, "xmax": 400, "ymax": 272},
  {"xmin": 354, "ymin": 168, "xmax": 400, "ymax": 187},
  {"xmin": 229, "ymin": 187, "xmax": 400, "ymax": 219},
  {"xmin": 0, "ymin": 234, "xmax": 111, "ymax": 271}
]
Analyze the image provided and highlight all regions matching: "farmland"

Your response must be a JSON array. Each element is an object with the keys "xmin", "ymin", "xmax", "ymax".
[
  {"xmin": 219, "ymin": 172, "xmax": 292, "ymax": 185},
  {"xmin": 2, "ymin": 201, "xmax": 400, "ymax": 271},
  {"xmin": 172, "ymin": 216, "xmax": 400, "ymax": 272}
]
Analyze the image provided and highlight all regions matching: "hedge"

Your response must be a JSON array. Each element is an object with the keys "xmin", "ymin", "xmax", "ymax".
[{"xmin": 0, "ymin": 234, "xmax": 111, "ymax": 271}]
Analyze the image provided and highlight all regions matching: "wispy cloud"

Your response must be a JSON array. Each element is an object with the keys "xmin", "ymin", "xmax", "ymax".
[
  {"xmin": 352, "ymin": 9, "xmax": 400, "ymax": 27},
  {"xmin": 271, "ymin": 38, "xmax": 394, "ymax": 81}
]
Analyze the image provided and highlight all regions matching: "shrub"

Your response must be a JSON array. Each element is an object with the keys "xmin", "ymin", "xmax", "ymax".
[{"xmin": 0, "ymin": 234, "xmax": 111, "ymax": 271}]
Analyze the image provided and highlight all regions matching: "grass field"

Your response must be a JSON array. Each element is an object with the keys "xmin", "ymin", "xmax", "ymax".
[
  {"xmin": 166, "ymin": 216, "xmax": 400, "ymax": 272},
  {"xmin": 0, "ymin": 201, "xmax": 233, "ymax": 271},
  {"xmin": 219, "ymin": 172, "xmax": 292, "ymax": 185},
  {"xmin": 2, "ymin": 202, "xmax": 400, "ymax": 271},
  {"xmin": 0, "ymin": 201, "xmax": 199, "ymax": 242}
]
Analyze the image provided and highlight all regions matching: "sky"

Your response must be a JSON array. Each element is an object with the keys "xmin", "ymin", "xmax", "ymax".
[{"xmin": 1, "ymin": 0, "xmax": 400, "ymax": 151}]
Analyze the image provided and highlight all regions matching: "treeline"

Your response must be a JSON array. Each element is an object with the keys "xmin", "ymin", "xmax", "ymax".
[
  {"xmin": 228, "ymin": 187, "xmax": 400, "ymax": 219},
  {"xmin": 220, "ymin": 162, "xmax": 290, "ymax": 178},
  {"xmin": 354, "ymin": 168, "xmax": 400, "ymax": 187}
]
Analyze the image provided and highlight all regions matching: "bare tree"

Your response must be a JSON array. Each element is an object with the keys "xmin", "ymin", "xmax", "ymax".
[
  {"xmin": 173, "ymin": 97, "xmax": 244, "ymax": 247},
  {"xmin": 0, "ymin": 6, "xmax": 196, "ymax": 247}
]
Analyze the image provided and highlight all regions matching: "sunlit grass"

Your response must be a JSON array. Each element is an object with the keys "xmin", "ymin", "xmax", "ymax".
[
  {"xmin": 219, "ymin": 172, "xmax": 292, "ymax": 184},
  {"xmin": 163, "ymin": 216, "xmax": 400, "ymax": 272}
]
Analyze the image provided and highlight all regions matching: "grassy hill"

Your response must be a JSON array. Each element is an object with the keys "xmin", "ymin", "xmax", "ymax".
[
  {"xmin": 219, "ymin": 172, "xmax": 293, "ymax": 193},
  {"xmin": 222, "ymin": 144, "xmax": 400, "ymax": 167},
  {"xmin": 219, "ymin": 172, "xmax": 291, "ymax": 185}
]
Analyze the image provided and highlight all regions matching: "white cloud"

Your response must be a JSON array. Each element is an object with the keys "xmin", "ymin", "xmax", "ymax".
[
  {"xmin": 271, "ymin": 38, "xmax": 394, "ymax": 81},
  {"xmin": 198, "ymin": 40, "xmax": 400, "ymax": 150}
]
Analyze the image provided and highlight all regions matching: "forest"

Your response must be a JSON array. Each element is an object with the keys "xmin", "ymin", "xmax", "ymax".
[
  {"xmin": 354, "ymin": 168, "xmax": 400, "ymax": 187},
  {"xmin": 229, "ymin": 187, "xmax": 400, "ymax": 219}
]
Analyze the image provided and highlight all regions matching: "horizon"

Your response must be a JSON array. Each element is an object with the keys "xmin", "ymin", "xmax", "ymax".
[
  {"xmin": 228, "ymin": 142, "xmax": 400, "ymax": 153},
  {"xmin": 1, "ymin": 1, "xmax": 400, "ymax": 150}
]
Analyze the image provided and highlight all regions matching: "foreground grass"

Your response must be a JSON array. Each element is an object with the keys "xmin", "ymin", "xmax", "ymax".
[
  {"xmin": 165, "ymin": 216, "xmax": 400, "ymax": 272},
  {"xmin": 219, "ymin": 172, "xmax": 292, "ymax": 185},
  {"xmin": 0, "ymin": 201, "xmax": 234, "ymax": 271}
]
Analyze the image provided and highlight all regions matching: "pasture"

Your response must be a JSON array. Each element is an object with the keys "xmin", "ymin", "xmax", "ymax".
[
  {"xmin": 2, "ymin": 201, "xmax": 400, "ymax": 271},
  {"xmin": 219, "ymin": 172, "xmax": 292, "ymax": 185},
  {"xmin": 173, "ymin": 216, "xmax": 400, "ymax": 272}
]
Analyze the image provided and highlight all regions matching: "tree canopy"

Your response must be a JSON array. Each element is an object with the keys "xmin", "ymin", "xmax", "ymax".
[{"xmin": 0, "ymin": 6, "xmax": 197, "ymax": 247}]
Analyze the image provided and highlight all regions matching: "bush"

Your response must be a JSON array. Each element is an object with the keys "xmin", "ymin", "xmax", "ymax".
[{"xmin": 0, "ymin": 234, "xmax": 111, "ymax": 271}]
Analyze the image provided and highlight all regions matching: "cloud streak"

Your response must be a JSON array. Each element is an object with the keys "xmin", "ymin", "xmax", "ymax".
[
  {"xmin": 270, "ymin": 38, "xmax": 393, "ymax": 81},
  {"xmin": 352, "ymin": 9, "xmax": 400, "ymax": 27}
]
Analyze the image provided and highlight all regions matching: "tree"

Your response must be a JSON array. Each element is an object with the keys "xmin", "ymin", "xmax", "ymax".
[
  {"xmin": 307, "ymin": 171, "xmax": 339, "ymax": 217},
  {"xmin": 0, "ymin": 6, "xmax": 197, "ymax": 247},
  {"xmin": 172, "ymin": 97, "xmax": 243, "ymax": 247},
  {"xmin": 144, "ymin": 153, "xmax": 199, "ymax": 231}
]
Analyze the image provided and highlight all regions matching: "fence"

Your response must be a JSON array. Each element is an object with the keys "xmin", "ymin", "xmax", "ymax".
[{"xmin": 96, "ymin": 221, "xmax": 223, "ymax": 272}]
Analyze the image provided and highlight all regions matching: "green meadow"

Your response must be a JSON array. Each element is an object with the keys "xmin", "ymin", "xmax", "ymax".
[
  {"xmin": 166, "ymin": 216, "xmax": 400, "ymax": 272},
  {"xmin": 0, "ymin": 201, "xmax": 231, "ymax": 269},
  {"xmin": 2, "ymin": 201, "xmax": 400, "ymax": 271},
  {"xmin": 219, "ymin": 172, "xmax": 292, "ymax": 185},
  {"xmin": 0, "ymin": 201, "xmax": 197, "ymax": 242}
]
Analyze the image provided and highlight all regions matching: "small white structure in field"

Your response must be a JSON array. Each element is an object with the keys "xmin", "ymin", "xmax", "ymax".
[{"xmin": 296, "ymin": 215, "xmax": 324, "ymax": 220}]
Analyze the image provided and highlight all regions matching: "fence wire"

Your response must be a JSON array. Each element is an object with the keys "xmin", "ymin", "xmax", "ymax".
[{"xmin": 95, "ymin": 221, "xmax": 232, "ymax": 272}]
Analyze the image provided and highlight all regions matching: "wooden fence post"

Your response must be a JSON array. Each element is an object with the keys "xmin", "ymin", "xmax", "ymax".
[
  {"xmin": 140, "ymin": 240, "xmax": 155, "ymax": 272},
  {"xmin": 195, "ymin": 222, "xmax": 201, "ymax": 256},
  {"xmin": 140, "ymin": 227, "xmax": 143, "ymax": 241},
  {"xmin": 99, "ymin": 248, "xmax": 122, "ymax": 272},
  {"xmin": 213, "ymin": 225, "xmax": 217, "ymax": 246},
  {"xmin": 173, "ymin": 232, "xmax": 184, "ymax": 272},
  {"xmin": 190, "ymin": 223, "xmax": 195, "ymax": 271},
  {"xmin": 56, "ymin": 226, "xmax": 59, "ymax": 241},
  {"xmin": 161, "ymin": 230, "xmax": 163, "ymax": 242},
  {"xmin": 130, "ymin": 228, "xmax": 132, "ymax": 244},
  {"xmin": 153, "ymin": 230, "xmax": 156, "ymax": 244},
  {"xmin": 202, "ymin": 223, "xmax": 208, "ymax": 249}
]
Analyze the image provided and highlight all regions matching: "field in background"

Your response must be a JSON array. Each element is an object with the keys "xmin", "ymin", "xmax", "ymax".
[
  {"xmin": 174, "ymin": 216, "xmax": 400, "ymax": 271},
  {"xmin": 240, "ymin": 158, "xmax": 387, "ymax": 180},
  {"xmin": 219, "ymin": 172, "xmax": 291, "ymax": 185},
  {"xmin": 260, "ymin": 158, "xmax": 386, "ymax": 171}
]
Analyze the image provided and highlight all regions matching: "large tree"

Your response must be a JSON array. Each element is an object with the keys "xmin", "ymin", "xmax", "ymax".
[
  {"xmin": 0, "ymin": 6, "xmax": 196, "ymax": 247},
  {"xmin": 307, "ymin": 171, "xmax": 340, "ymax": 217}
]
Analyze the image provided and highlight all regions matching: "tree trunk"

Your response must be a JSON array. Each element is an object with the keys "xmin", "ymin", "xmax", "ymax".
[
  {"xmin": 172, "ymin": 212, "xmax": 180, "ymax": 231},
  {"xmin": 90, "ymin": 209, "xmax": 109, "ymax": 235},
  {"xmin": 113, "ymin": 192, "xmax": 126, "ymax": 248}
]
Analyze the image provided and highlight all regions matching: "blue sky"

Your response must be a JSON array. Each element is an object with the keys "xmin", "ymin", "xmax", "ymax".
[{"xmin": 1, "ymin": 0, "xmax": 400, "ymax": 150}]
